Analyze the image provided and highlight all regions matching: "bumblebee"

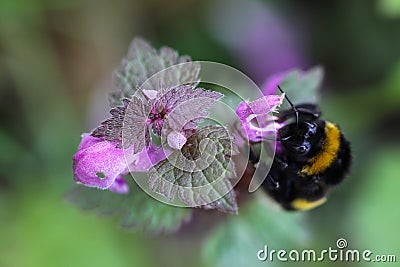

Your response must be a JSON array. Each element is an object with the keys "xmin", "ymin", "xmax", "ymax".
[{"xmin": 258, "ymin": 86, "xmax": 352, "ymax": 211}]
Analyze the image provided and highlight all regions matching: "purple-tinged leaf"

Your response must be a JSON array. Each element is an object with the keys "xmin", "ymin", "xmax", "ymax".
[
  {"xmin": 154, "ymin": 85, "xmax": 223, "ymax": 136},
  {"xmin": 111, "ymin": 38, "xmax": 200, "ymax": 106},
  {"xmin": 91, "ymin": 98, "xmax": 131, "ymax": 146},
  {"xmin": 148, "ymin": 126, "xmax": 239, "ymax": 214},
  {"xmin": 65, "ymin": 178, "xmax": 192, "ymax": 233},
  {"xmin": 91, "ymin": 96, "xmax": 151, "ymax": 153},
  {"xmin": 121, "ymin": 96, "xmax": 150, "ymax": 152}
]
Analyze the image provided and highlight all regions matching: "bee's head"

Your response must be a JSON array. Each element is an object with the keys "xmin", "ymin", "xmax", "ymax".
[
  {"xmin": 278, "ymin": 121, "xmax": 318, "ymax": 155},
  {"xmin": 275, "ymin": 85, "xmax": 325, "ymax": 158}
]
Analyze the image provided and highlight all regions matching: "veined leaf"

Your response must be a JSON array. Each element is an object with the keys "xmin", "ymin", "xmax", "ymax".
[
  {"xmin": 91, "ymin": 97, "xmax": 149, "ymax": 152},
  {"xmin": 110, "ymin": 38, "xmax": 200, "ymax": 106},
  {"xmin": 148, "ymin": 126, "xmax": 239, "ymax": 214},
  {"xmin": 65, "ymin": 177, "xmax": 192, "ymax": 234}
]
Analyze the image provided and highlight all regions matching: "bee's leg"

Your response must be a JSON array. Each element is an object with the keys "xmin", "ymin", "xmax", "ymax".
[
  {"xmin": 264, "ymin": 157, "xmax": 287, "ymax": 190},
  {"xmin": 266, "ymin": 173, "xmax": 280, "ymax": 190},
  {"xmin": 273, "ymin": 156, "xmax": 288, "ymax": 169},
  {"xmin": 253, "ymin": 158, "xmax": 280, "ymax": 190}
]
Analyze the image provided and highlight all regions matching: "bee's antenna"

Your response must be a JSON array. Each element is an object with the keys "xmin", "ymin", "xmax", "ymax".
[{"xmin": 277, "ymin": 85, "xmax": 299, "ymax": 127}]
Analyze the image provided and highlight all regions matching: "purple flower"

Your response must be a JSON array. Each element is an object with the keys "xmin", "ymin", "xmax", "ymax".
[
  {"xmin": 236, "ymin": 95, "xmax": 285, "ymax": 142},
  {"xmin": 108, "ymin": 176, "xmax": 129, "ymax": 194},
  {"xmin": 75, "ymin": 86, "xmax": 222, "ymax": 192},
  {"xmin": 261, "ymin": 71, "xmax": 288, "ymax": 96},
  {"xmin": 126, "ymin": 143, "xmax": 171, "ymax": 172},
  {"xmin": 73, "ymin": 134, "xmax": 127, "ymax": 191},
  {"xmin": 91, "ymin": 85, "xmax": 223, "ymax": 154},
  {"xmin": 73, "ymin": 133, "xmax": 168, "ymax": 193},
  {"xmin": 147, "ymin": 85, "xmax": 223, "ymax": 138},
  {"xmin": 148, "ymin": 100, "xmax": 170, "ymax": 137}
]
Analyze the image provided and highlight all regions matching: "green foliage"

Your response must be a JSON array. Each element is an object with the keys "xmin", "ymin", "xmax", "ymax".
[
  {"xmin": 203, "ymin": 195, "xmax": 308, "ymax": 267},
  {"xmin": 279, "ymin": 67, "xmax": 324, "ymax": 109},
  {"xmin": 378, "ymin": 0, "xmax": 400, "ymax": 17},
  {"xmin": 0, "ymin": 185, "xmax": 156, "ymax": 267},
  {"xmin": 346, "ymin": 147, "xmax": 400, "ymax": 255},
  {"xmin": 65, "ymin": 178, "xmax": 192, "ymax": 234},
  {"xmin": 0, "ymin": 128, "xmax": 26, "ymax": 165},
  {"xmin": 149, "ymin": 126, "xmax": 238, "ymax": 213},
  {"xmin": 110, "ymin": 38, "xmax": 200, "ymax": 107}
]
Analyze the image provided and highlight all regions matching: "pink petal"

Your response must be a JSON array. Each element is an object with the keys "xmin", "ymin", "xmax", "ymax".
[
  {"xmin": 73, "ymin": 134, "xmax": 127, "ymax": 190},
  {"xmin": 142, "ymin": 89, "xmax": 158, "ymax": 99},
  {"xmin": 167, "ymin": 131, "xmax": 187, "ymax": 149},
  {"xmin": 126, "ymin": 144, "xmax": 170, "ymax": 172},
  {"xmin": 236, "ymin": 95, "xmax": 285, "ymax": 142},
  {"xmin": 108, "ymin": 176, "xmax": 129, "ymax": 194},
  {"xmin": 77, "ymin": 133, "xmax": 103, "ymax": 150}
]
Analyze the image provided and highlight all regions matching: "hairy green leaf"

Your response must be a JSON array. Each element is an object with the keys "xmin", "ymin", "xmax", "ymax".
[
  {"xmin": 121, "ymin": 96, "xmax": 150, "ymax": 152},
  {"xmin": 151, "ymin": 85, "xmax": 223, "ymax": 136},
  {"xmin": 65, "ymin": 178, "xmax": 192, "ymax": 234},
  {"xmin": 91, "ymin": 98, "xmax": 130, "ymax": 146},
  {"xmin": 111, "ymin": 38, "xmax": 200, "ymax": 106},
  {"xmin": 148, "ymin": 126, "xmax": 239, "ymax": 214},
  {"xmin": 91, "ymin": 97, "xmax": 150, "ymax": 152}
]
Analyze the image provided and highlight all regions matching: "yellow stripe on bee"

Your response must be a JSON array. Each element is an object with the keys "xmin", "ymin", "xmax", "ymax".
[
  {"xmin": 291, "ymin": 197, "xmax": 327, "ymax": 211},
  {"xmin": 300, "ymin": 121, "xmax": 341, "ymax": 176}
]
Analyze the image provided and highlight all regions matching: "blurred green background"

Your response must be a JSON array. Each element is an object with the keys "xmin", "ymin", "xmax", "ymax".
[{"xmin": 1, "ymin": 0, "xmax": 400, "ymax": 266}]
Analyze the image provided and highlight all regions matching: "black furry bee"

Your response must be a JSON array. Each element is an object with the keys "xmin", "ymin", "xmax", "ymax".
[{"xmin": 257, "ymin": 86, "xmax": 352, "ymax": 211}]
